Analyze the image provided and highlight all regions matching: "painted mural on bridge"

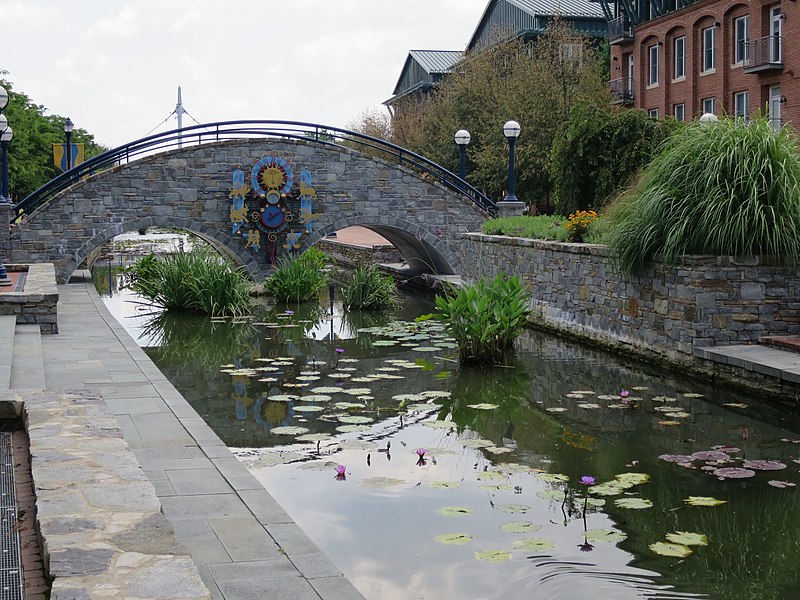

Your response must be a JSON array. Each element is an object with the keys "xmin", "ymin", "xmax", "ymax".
[{"xmin": 229, "ymin": 153, "xmax": 318, "ymax": 264}]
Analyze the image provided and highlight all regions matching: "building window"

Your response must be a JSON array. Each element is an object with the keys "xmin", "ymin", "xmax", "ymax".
[
  {"xmin": 771, "ymin": 6, "xmax": 783, "ymax": 63},
  {"xmin": 702, "ymin": 97, "xmax": 716, "ymax": 115},
  {"xmin": 770, "ymin": 85, "xmax": 782, "ymax": 130},
  {"xmin": 674, "ymin": 36, "xmax": 685, "ymax": 79},
  {"xmin": 674, "ymin": 103, "xmax": 686, "ymax": 121},
  {"xmin": 702, "ymin": 26, "xmax": 716, "ymax": 72},
  {"xmin": 648, "ymin": 108, "xmax": 659, "ymax": 119},
  {"xmin": 734, "ymin": 91, "xmax": 749, "ymax": 118},
  {"xmin": 648, "ymin": 44, "xmax": 659, "ymax": 86},
  {"xmin": 734, "ymin": 16, "xmax": 749, "ymax": 64}
]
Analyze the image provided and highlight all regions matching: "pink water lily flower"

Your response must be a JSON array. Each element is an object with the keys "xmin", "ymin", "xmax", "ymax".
[
  {"xmin": 580, "ymin": 475, "xmax": 596, "ymax": 486},
  {"xmin": 620, "ymin": 389, "xmax": 630, "ymax": 398},
  {"xmin": 334, "ymin": 464, "xmax": 347, "ymax": 480},
  {"xmin": 416, "ymin": 448, "xmax": 426, "ymax": 457}
]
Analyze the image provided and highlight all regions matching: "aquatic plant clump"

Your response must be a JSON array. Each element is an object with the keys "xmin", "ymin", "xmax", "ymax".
[
  {"xmin": 608, "ymin": 115, "xmax": 800, "ymax": 273},
  {"xmin": 124, "ymin": 249, "xmax": 251, "ymax": 317},
  {"xmin": 341, "ymin": 265, "xmax": 400, "ymax": 310},
  {"xmin": 264, "ymin": 247, "xmax": 329, "ymax": 302},
  {"xmin": 435, "ymin": 275, "xmax": 531, "ymax": 365}
]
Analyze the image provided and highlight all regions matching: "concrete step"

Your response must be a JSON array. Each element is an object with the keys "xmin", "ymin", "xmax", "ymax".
[
  {"xmin": 9, "ymin": 324, "xmax": 45, "ymax": 389},
  {"xmin": 760, "ymin": 335, "xmax": 800, "ymax": 354},
  {"xmin": 0, "ymin": 315, "xmax": 15, "ymax": 391}
]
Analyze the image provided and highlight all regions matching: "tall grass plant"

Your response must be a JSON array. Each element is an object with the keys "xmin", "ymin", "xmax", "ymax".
[
  {"xmin": 264, "ymin": 247, "xmax": 329, "ymax": 303},
  {"xmin": 341, "ymin": 265, "xmax": 400, "ymax": 310},
  {"xmin": 609, "ymin": 116, "xmax": 800, "ymax": 273}
]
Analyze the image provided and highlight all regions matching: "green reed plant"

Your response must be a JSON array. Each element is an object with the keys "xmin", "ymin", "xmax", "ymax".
[
  {"xmin": 435, "ymin": 275, "xmax": 530, "ymax": 365},
  {"xmin": 608, "ymin": 115, "xmax": 800, "ymax": 273},
  {"xmin": 125, "ymin": 249, "xmax": 251, "ymax": 317},
  {"xmin": 341, "ymin": 265, "xmax": 400, "ymax": 310},
  {"xmin": 264, "ymin": 247, "xmax": 329, "ymax": 302}
]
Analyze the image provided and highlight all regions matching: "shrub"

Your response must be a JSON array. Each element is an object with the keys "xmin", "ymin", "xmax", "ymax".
[
  {"xmin": 564, "ymin": 210, "xmax": 599, "ymax": 242},
  {"xmin": 550, "ymin": 103, "xmax": 680, "ymax": 215},
  {"xmin": 609, "ymin": 115, "xmax": 800, "ymax": 274},
  {"xmin": 481, "ymin": 215, "xmax": 568, "ymax": 241},
  {"xmin": 435, "ymin": 275, "xmax": 530, "ymax": 365},
  {"xmin": 125, "ymin": 249, "xmax": 251, "ymax": 317},
  {"xmin": 341, "ymin": 265, "xmax": 399, "ymax": 310},
  {"xmin": 264, "ymin": 248, "xmax": 329, "ymax": 302}
]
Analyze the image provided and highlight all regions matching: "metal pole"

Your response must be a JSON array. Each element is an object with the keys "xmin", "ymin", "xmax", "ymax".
[
  {"xmin": 0, "ymin": 140, "xmax": 8, "ymax": 202},
  {"xmin": 458, "ymin": 144, "xmax": 467, "ymax": 181},
  {"xmin": 505, "ymin": 136, "xmax": 518, "ymax": 202},
  {"xmin": 65, "ymin": 129, "xmax": 73, "ymax": 171}
]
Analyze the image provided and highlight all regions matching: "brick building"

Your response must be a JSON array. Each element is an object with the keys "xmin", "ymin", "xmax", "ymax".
[{"xmin": 602, "ymin": 0, "xmax": 797, "ymax": 127}]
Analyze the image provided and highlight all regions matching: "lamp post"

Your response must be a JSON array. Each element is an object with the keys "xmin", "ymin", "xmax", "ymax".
[
  {"xmin": 454, "ymin": 129, "xmax": 471, "ymax": 182},
  {"xmin": 63, "ymin": 117, "xmax": 74, "ymax": 171},
  {"xmin": 699, "ymin": 113, "xmax": 719, "ymax": 123},
  {"xmin": 502, "ymin": 120, "xmax": 521, "ymax": 202},
  {"xmin": 0, "ymin": 84, "xmax": 11, "ymax": 286}
]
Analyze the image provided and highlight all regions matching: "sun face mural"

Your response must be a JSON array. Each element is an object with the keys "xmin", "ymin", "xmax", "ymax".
[{"xmin": 229, "ymin": 153, "xmax": 318, "ymax": 264}]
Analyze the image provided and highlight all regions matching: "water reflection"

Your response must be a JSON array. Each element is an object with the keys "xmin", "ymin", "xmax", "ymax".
[{"xmin": 100, "ymin": 290, "xmax": 800, "ymax": 600}]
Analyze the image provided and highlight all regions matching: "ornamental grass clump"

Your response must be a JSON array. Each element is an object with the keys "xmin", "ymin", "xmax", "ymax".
[
  {"xmin": 435, "ymin": 275, "xmax": 530, "ymax": 366},
  {"xmin": 264, "ymin": 247, "xmax": 329, "ymax": 302},
  {"xmin": 608, "ymin": 115, "xmax": 800, "ymax": 274},
  {"xmin": 341, "ymin": 265, "xmax": 400, "ymax": 310},
  {"xmin": 125, "ymin": 249, "xmax": 251, "ymax": 317}
]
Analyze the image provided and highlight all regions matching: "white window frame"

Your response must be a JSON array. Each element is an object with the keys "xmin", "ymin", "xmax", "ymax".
[
  {"xmin": 702, "ymin": 26, "xmax": 716, "ymax": 72},
  {"xmin": 673, "ymin": 36, "xmax": 686, "ymax": 79},
  {"xmin": 734, "ymin": 16, "xmax": 749, "ymax": 64},
  {"xmin": 648, "ymin": 108, "xmax": 659, "ymax": 119},
  {"xmin": 702, "ymin": 97, "xmax": 716, "ymax": 115},
  {"xmin": 674, "ymin": 103, "xmax": 686, "ymax": 121},
  {"xmin": 734, "ymin": 91, "xmax": 749, "ymax": 118},
  {"xmin": 770, "ymin": 85, "xmax": 782, "ymax": 130},
  {"xmin": 648, "ymin": 44, "xmax": 659, "ymax": 86},
  {"xmin": 771, "ymin": 6, "xmax": 783, "ymax": 63}
]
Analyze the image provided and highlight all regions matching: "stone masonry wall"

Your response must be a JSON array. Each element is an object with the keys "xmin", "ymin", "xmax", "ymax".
[
  {"xmin": 10, "ymin": 140, "xmax": 488, "ymax": 282},
  {"xmin": 316, "ymin": 238, "xmax": 403, "ymax": 268},
  {"xmin": 0, "ymin": 263, "xmax": 59, "ymax": 333},
  {"xmin": 461, "ymin": 233, "xmax": 800, "ymax": 359}
]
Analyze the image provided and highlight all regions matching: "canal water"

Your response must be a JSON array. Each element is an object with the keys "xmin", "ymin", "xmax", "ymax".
[{"xmin": 97, "ymin": 273, "xmax": 800, "ymax": 600}]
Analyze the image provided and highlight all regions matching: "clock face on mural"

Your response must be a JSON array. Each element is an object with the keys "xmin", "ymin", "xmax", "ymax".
[{"xmin": 260, "ymin": 204, "xmax": 286, "ymax": 230}]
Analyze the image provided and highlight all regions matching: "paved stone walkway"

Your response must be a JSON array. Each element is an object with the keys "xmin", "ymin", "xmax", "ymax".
[{"xmin": 39, "ymin": 273, "xmax": 364, "ymax": 600}]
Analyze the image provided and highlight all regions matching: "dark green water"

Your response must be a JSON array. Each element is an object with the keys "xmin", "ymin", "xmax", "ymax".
[{"xmin": 102, "ymin": 286, "xmax": 800, "ymax": 600}]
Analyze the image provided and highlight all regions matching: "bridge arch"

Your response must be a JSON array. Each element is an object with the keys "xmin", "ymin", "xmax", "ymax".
[{"xmin": 10, "ymin": 121, "xmax": 496, "ymax": 283}]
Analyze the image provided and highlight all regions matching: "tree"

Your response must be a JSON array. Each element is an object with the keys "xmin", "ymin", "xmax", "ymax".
[
  {"xmin": 1, "ymin": 75, "xmax": 107, "ymax": 201},
  {"xmin": 404, "ymin": 20, "xmax": 610, "ymax": 207},
  {"xmin": 550, "ymin": 103, "xmax": 680, "ymax": 215}
]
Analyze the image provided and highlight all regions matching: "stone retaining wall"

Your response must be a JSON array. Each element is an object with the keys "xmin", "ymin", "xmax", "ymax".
[
  {"xmin": 317, "ymin": 238, "xmax": 403, "ymax": 267},
  {"xmin": 461, "ymin": 233, "xmax": 800, "ymax": 359},
  {"xmin": 0, "ymin": 263, "xmax": 59, "ymax": 334}
]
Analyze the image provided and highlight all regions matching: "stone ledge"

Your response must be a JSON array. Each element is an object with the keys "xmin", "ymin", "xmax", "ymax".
[
  {"xmin": 0, "ymin": 263, "xmax": 59, "ymax": 333},
  {"xmin": 15, "ymin": 389, "xmax": 211, "ymax": 599}
]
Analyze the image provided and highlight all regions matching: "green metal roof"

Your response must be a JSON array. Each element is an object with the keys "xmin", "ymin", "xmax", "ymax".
[{"xmin": 386, "ymin": 50, "xmax": 464, "ymax": 104}]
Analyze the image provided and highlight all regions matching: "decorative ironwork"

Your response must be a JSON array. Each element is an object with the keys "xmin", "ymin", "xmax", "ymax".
[
  {"xmin": 744, "ymin": 36, "xmax": 783, "ymax": 73},
  {"xmin": 608, "ymin": 16, "xmax": 633, "ymax": 44},
  {"xmin": 609, "ymin": 77, "xmax": 634, "ymax": 104}
]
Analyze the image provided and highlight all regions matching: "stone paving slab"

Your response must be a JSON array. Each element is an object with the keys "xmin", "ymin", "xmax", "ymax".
[
  {"xmin": 36, "ymin": 277, "xmax": 365, "ymax": 600},
  {"xmin": 693, "ymin": 344, "xmax": 800, "ymax": 383}
]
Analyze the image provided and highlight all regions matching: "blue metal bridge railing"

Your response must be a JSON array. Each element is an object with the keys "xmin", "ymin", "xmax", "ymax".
[{"xmin": 14, "ymin": 120, "xmax": 498, "ymax": 218}]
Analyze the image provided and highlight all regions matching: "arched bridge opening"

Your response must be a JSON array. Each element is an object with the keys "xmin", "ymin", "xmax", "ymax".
[{"xmin": 10, "ymin": 121, "xmax": 497, "ymax": 283}]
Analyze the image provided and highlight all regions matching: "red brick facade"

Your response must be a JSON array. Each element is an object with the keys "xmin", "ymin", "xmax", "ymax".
[{"xmin": 610, "ymin": 0, "xmax": 799, "ymax": 126}]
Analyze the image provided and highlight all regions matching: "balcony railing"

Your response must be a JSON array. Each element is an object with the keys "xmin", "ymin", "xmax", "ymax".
[
  {"xmin": 608, "ymin": 16, "xmax": 633, "ymax": 45},
  {"xmin": 609, "ymin": 77, "xmax": 634, "ymax": 104},
  {"xmin": 744, "ymin": 36, "xmax": 783, "ymax": 73}
]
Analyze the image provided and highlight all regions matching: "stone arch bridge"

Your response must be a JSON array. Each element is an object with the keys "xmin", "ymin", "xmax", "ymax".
[{"xmin": 4, "ymin": 121, "xmax": 498, "ymax": 283}]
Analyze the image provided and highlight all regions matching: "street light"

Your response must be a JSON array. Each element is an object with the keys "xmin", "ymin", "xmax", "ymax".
[
  {"xmin": 0, "ymin": 125, "xmax": 12, "ymax": 204},
  {"xmin": 63, "ymin": 117, "xmax": 74, "ymax": 171},
  {"xmin": 502, "ymin": 120, "xmax": 521, "ymax": 203},
  {"xmin": 454, "ymin": 129, "xmax": 471, "ymax": 181},
  {"xmin": 699, "ymin": 113, "xmax": 719, "ymax": 123}
]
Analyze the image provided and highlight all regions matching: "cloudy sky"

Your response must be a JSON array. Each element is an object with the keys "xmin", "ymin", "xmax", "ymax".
[{"xmin": 1, "ymin": 0, "xmax": 488, "ymax": 148}]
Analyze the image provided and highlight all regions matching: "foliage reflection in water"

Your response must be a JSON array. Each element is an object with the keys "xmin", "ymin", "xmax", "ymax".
[{"xmin": 107, "ymin": 290, "xmax": 800, "ymax": 600}]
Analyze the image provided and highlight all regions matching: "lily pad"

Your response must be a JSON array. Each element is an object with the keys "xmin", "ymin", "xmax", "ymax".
[
  {"xmin": 585, "ymin": 529, "xmax": 627, "ymax": 543},
  {"xmin": 665, "ymin": 531, "xmax": 708, "ymax": 546},
  {"xmin": 713, "ymin": 467, "xmax": 756, "ymax": 479},
  {"xmin": 684, "ymin": 496, "xmax": 727, "ymax": 507},
  {"xmin": 436, "ymin": 506, "xmax": 476, "ymax": 517},
  {"xmin": 434, "ymin": 533, "xmax": 474, "ymax": 545},
  {"xmin": 338, "ymin": 415, "xmax": 374, "ymax": 424},
  {"xmin": 577, "ymin": 403, "xmax": 602, "ymax": 409},
  {"xmin": 310, "ymin": 387, "xmax": 344, "ymax": 394},
  {"xmin": 537, "ymin": 473, "xmax": 569, "ymax": 483},
  {"xmin": 460, "ymin": 439, "xmax": 495, "ymax": 449},
  {"xmin": 481, "ymin": 484, "xmax": 513, "ymax": 492},
  {"xmin": 270, "ymin": 426, "xmax": 309, "ymax": 436},
  {"xmin": 495, "ymin": 504, "xmax": 531, "ymax": 514},
  {"xmin": 513, "ymin": 537, "xmax": 556, "ymax": 552},
  {"xmin": 477, "ymin": 471, "xmax": 505, "ymax": 481},
  {"xmin": 431, "ymin": 481, "xmax": 460, "ymax": 489},
  {"xmin": 614, "ymin": 497, "xmax": 653, "ymax": 509},
  {"xmin": 659, "ymin": 454, "xmax": 696, "ymax": 463},
  {"xmin": 360, "ymin": 477, "xmax": 407, "ymax": 488},
  {"xmin": 295, "ymin": 433, "xmax": 334, "ymax": 442},
  {"xmin": 336, "ymin": 425, "xmax": 370, "ymax": 433},
  {"xmin": 338, "ymin": 440, "xmax": 378, "ymax": 450},
  {"xmin": 742, "ymin": 460, "xmax": 787, "ymax": 471},
  {"xmin": 615, "ymin": 472, "xmax": 651, "ymax": 486},
  {"xmin": 292, "ymin": 405, "xmax": 324, "ymax": 413},
  {"xmin": 485, "ymin": 446, "xmax": 513, "ymax": 455},
  {"xmin": 500, "ymin": 521, "xmax": 541, "ymax": 533},
  {"xmin": 536, "ymin": 490, "xmax": 565, "ymax": 501},
  {"xmin": 467, "ymin": 403, "xmax": 499, "ymax": 410},
  {"xmin": 589, "ymin": 483, "xmax": 626, "ymax": 496},
  {"xmin": 649, "ymin": 542, "xmax": 693, "ymax": 558},
  {"xmin": 334, "ymin": 402, "xmax": 366, "ymax": 410},
  {"xmin": 424, "ymin": 420, "xmax": 457, "ymax": 429},
  {"xmin": 474, "ymin": 550, "xmax": 512, "ymax": 562},
  {"xmin": 267, "ymin": 394, "xmax": 300, "ymax": 403},
  {"xmin": 299, "ymin": 394, "xmax": 333, "ymax": 403},
  {"xmin": 768, "ymin": 480, "xmax": 797, "ymax": 488},
  {"xmin": 342, "ymin": 388, "xmax": 373, "ymax": 396}
]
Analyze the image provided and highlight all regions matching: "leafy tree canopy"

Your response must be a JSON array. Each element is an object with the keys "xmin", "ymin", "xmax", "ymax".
[{"xmin": 1, "ymin": 72, "xmax": 108, "ymax": 201}]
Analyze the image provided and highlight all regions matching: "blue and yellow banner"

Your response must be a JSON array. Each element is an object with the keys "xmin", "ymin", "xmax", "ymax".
[{"xmin": 53, "ymin": 143, "xmax": 84, "ymax": 171}]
